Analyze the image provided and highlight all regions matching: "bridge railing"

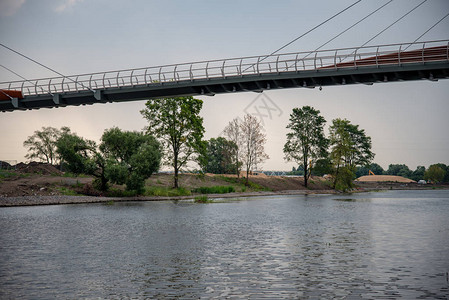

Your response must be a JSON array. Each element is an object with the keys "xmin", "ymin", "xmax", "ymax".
[{"xmin": 1, "ymin": 40, "xmax": 448, "ymax": 97}]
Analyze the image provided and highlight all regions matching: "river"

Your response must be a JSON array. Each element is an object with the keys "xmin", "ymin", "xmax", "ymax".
[{"xmin": 1, "ymin": 190, "xmax": 448, "ymax": 299}]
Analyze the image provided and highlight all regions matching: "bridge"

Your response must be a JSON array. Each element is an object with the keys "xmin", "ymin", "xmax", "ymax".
[{"xmin": 1, "ymin": 39, "xmax": 448, "ymax": 112}]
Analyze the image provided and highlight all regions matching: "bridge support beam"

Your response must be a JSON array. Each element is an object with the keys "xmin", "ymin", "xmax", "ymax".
[
  {"xmin": 94, "ymin": 90, "xmax": 103, "ymax": 101},
  {"xmin": 11, "ymin": 98, "xmax": 21, "ymax": 109},
  {"xmin": 53, "ymin": 94, "xmax": 61, "ymax": 105}
]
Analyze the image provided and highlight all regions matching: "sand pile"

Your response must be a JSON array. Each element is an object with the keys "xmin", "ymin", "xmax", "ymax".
[{"xmin": 356, "ymin": 175, "xmax": 415, "ymax": 183}]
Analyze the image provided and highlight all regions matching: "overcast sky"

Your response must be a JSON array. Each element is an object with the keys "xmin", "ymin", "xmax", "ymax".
[{"xmin": 0, "ymin": 0, "xmax": 448, "ymax": 171}]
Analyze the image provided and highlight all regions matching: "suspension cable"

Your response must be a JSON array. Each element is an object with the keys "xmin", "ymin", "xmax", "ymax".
[
  {"xmin": 337, "ymin": 0, "xmax": 428, "ymax": 63},
  {"xmin": 404, "ymin": 11, "xmax": 449, "ymax": 50},
  {"xmin": 359, "ymin": 0, "xmax": 428, "ymax": 48},
  {"xmin": 0, "ymin": 64, "xmax": 54, "ymax": 96},
  {"xmin": 243, "ymin": 0, "xmax": 362, "ymax": 72},
  {"xmin": 267, "ymin": 0, "xmax": 362, "ymax": 56},
  {"xmin": 287, "ymin": 0, "xmax": 394, "ymax": 69},
  {"xmin": 0, "ymin": 89, "xmax": 13, "ymax": 100},
  {"xmin": 1, "ymin": 64, "xmax": 30, "ymax": 81},
  {"xmin": 0, "ymin": 43, "xmax": 94, "ymax": 92}
]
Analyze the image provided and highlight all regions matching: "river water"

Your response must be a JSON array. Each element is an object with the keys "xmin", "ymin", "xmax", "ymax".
[{"xmin": 1, "ymin": 190, "xmax": 448, "ymax": 299}]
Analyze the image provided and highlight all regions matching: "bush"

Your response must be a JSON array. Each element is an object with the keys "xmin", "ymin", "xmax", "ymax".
[
  {"xmin": 334, "ymin": 167, "xmax": 355, "ymax": 192},
  {"xmin": 191, "ymin": 186, "xmax": 235, "ymax": 194}
]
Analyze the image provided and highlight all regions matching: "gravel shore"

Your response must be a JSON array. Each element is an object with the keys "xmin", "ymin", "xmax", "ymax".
[{"xmin": 0, "ymin": 190, "xmax": 337, "ymax": 207}]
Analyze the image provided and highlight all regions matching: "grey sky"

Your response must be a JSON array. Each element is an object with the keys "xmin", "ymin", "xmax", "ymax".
[{"xmin": 1, "ymin": 0, "xmax": 448, "ymax": 171}]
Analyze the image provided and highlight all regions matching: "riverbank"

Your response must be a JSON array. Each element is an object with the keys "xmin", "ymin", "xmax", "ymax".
[
  {"xmin": 0, "ymin": 167, "xmax": 336, "ymax": 206},
  {"xmin": 0, "ymin": 189, "xmax": 339, "ymax": 207},
  {"xmin": 1, "ymin": 165, "xmax": 447, "ymax": 207},
  {"xmin": 2, "ymin": 183, "xmax": 448, "ymax": 207}
]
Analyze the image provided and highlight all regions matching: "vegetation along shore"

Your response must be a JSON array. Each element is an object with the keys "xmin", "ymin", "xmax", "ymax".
[{"xmin": 1, "ymin": 97, "xmax": 448, "ymax": 207}]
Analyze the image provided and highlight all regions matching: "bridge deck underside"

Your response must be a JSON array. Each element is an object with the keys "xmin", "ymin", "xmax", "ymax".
[{"xmin": 1, "ymin": 61, "xmax": 448, "ymax": 112}]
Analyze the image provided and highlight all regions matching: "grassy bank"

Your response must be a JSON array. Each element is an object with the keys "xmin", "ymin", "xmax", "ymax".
[{"xmin": 0, "ymin": 169, "xmax": 335, "ymax": 198}]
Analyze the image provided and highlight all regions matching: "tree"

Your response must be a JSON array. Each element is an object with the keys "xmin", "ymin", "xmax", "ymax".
[
  {"xmin": 100, "ymin": 128, "xmax": 162, "ymax": 193},
  {"xmin": 410, "ymin": 166, "xmax": 426, "ymax": 182},
  {"xmin": 312, "ymin": 158, "xmax": 332, "ymax": 176},
  {"xmin": 424, "ymin": 164, "xmax": 446, "ymax": 183},
  {"xmin": 386, "ymin": 164, "xmax": 412, "ymax": 179},
  {"xmin": 240, "ymin": 114, "xmax": 269, "ymax": 185},
  {"xmin": 283, "ymin": 106, "xmax": 328, "ymax": 187},
  {"xmin": 329, "ymin": 118, "xmax": 374, "ymax": 191},
  {"xmin": 201, "ymin": 137, "xmax": 239, "ymax": 174},
  {"xmin": 356, "ymin": 163, "xmax": 384, "ymax": 178},
  {"xmin": 56, "ymin": 131, "xmax": 97, "ymax": 175},
  {"xmin": 435, "ymin": 163, "xmax": 449, "ymax": 182},
  {"xmin": 56, "ymin": 131, "xmax": 109, "ymax": 190},
  {"xmin": 140, "ymin": 96, "xmax": 205, "ymax": 188},
  {"xmin": 369, "ymin": 163, "xmax": 385, "ymax": 175},
  {"xmin": 57, "ymin": 128, "xmax": 162, "ymax": 192},
  {"xmin": 101, "ymin": 128, "xmax": 161, "ymax": 192},
  {"xmin": 356, "ymin": 165, "xmax": 369, "ymax": 178},
  {"xmin": 23, "ymin": 126, "xmax": 71, "ymax": 165},
  {"xmin": 223, "ymin": 118, "xmax": 243, "ymax": 177}
]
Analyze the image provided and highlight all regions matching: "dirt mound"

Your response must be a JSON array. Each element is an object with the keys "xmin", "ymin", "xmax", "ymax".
[
  {"xmin": 356, "ymin": 175, "xmax": 415, "ymax": 183},
  {"xmin": 249, "ymin": 175, "xmax": 330, "ymax": 191},
  {"xmin": 15, "ymin": 162, "xmax": 63, "ymax": 176}
]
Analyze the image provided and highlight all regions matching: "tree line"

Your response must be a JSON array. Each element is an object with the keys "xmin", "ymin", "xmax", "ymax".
[
  {"xmin": 22, "ymin": 96, "xmax": 269, "ymax": 193},
  {"xmin": 22, "ymin": 99, "xmax": 447, "ymax": 193},
  {"xmin": 282, "ymin": 106, "xmax": 448, "ymax": 188}
]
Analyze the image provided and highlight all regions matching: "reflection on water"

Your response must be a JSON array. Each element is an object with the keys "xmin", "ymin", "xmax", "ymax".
[{"xmin": 1, "ymin": 190, "xmax": 448, "ymax": 298}]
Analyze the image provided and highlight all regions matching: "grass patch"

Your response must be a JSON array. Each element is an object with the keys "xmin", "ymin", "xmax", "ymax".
[
  {"xmin": 145, "ymin": 186, "xmax": 191, "ymax": 197},
  {"xmin": 215, "ymin": 175, "xmax": 270, "ymax": 191},
  {"xmin": 194, "ymin": 195, "xmax": 213, "ymax": 203},
  {"xmin": 246, "ymin": 180, "xmax": 270, "ymax": 191},
  {"xmin": 0, "ymin": 169, "xmax": 30, "ymax": 181},
  {"xmin": 55, "ymin": 187, "xmax": 79, "ymax": 196},
  {"xmin": 62, "ymin": 172, "xmax": 90, "ymax": 178},
  {"xmin": 106, "ymin": 188, "xmax": 139, "ymax": 197},
  {"xmin": 0, "ymin": 169, "xmax": 19, "ymax": 180},
  {"xmin": 217, "ymin": 176, "xmax": 240, "ymax": 184},
  {"xmin": 191, "ymin": 185, "xmax": 235, "ymax": 194}
]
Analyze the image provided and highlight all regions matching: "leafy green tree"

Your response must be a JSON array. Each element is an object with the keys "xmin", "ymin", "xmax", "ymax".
[
  {"xmin": 201, "ymin": 137, "xmax": 239, "ymax": 174},
  {"xmin": 424, "ymin": 164, "xmax": 446, "ymax": 183},
  {"xmin": 329, "ymin": 118, "xmax": 374, "ymax": 191},
  {"xmin": 56, "ymin": 131, "xmax": 109, "ymax": 190},
  {"xmin": 57, "ymin": 128, "xmax": 161, "ymax": 193},
  {"xmin": 283, "ymin": 106, "xmax": 328, "ymax": 187},
  {"xmin": 23, "ymin": 126, "xmax": 71, "ymax": 165},
  {"xmin": 356, "ymin": 163, "xmax": 385, "ymax": 178},
  {"xmin": 140, "ymin": 96, "xmax": 205, "ymax": 188},
  {"xmin": 386, "ymin": 164, "xmax": 412, "ymax": 178},
  {"xmin": 56, "ymin": 131, "xmax": 97, "ymax": 175},
  {"xmin": 369, "ymin": 163, "xmax": 385, "ymax": 175},
  {"xmin": 356, "ymin": 165, "xmax": 369, "ymax": 178},
  {"xmin": 101, "ymin": 128, "xmax": 161, "ymax": 193},
  {"xmin": 410, "ymin": 166, "xmax": 426, "ymax": 182},
  {"xmin": 311, "ymin": 158, "xmax": 332, "ymax": 176},
  {"xmin": 435, "ymin": 163, "xmax": 449, "ymax": 182}
]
